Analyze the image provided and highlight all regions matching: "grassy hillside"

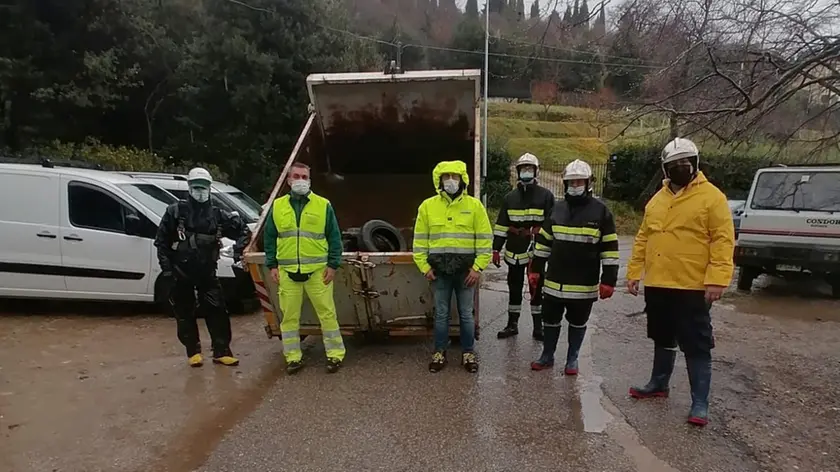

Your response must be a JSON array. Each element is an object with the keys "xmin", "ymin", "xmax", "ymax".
[
  {"xmin": 487, "ymin": 102, "xmax": 840, "ymax": 166},
  {"xmin": 487, "ymin": 102, "xmax": 664, "ymax": 167}
]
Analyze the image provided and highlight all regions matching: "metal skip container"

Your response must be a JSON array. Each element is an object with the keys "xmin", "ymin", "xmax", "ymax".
[{"xmin": 244, "ymin": 68, "xmax": 484, "ymax": 341}]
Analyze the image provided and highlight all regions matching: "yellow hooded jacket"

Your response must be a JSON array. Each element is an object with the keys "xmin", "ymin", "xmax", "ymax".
[
  {"xmin": 413, "ymin": 160, "xmax": 494, "ymax": 274},
  {"xmin": 626, "ymin": 171, "xmax": 735, "ymax": 290}
]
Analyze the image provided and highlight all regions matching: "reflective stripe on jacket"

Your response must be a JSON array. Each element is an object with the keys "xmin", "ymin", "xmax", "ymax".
[
  {"xmin": 492, "ymin": 184, "xmax": 555, "ymax": 266},
  {"xmin": 531, "ymin": 196, "xmax": 619, "ymax": 300},
  {"xmin": 272, "ymin": 192, "xmax": 329, "ymax": 273},
  {"xmin": 413, "ymin": 160, "xmax": 494, "ymax": 274},
  {"xmin": 627, "ymin": 171, "xmax": 734, "ymax": 290}
]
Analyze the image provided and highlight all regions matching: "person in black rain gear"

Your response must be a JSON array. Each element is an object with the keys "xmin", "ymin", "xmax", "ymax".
[
  {"xmin": 155, "ymin": 167, "xmax": 252, "ymax": 367},
  {"xmin": 529, "ymin": 159, "xmax": 619, "ymax": 374},
  {"xmin": 492, "ymin": 152, "xmax": 556, "ymax": 341}
]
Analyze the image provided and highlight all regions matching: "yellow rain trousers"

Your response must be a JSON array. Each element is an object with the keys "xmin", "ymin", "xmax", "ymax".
[{"xmin": 278, "ymin": 268, "xmax": 346, "ymax": 363}]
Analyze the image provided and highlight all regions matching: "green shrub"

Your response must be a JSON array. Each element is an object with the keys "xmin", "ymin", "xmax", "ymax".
[
  {"xmin": 12, "ymin": 138, "xmax": 227, "ymax": 181},
  {"xmin": 482, "ymin": 138, "xmax": 513, "ymax": 208}
]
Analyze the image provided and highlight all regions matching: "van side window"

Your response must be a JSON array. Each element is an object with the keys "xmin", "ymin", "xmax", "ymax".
[{"xmin": 68, "ymin": 183, "xmax": 126, "ymax": 233}]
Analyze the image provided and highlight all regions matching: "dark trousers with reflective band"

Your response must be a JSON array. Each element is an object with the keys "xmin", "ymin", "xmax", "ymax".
[
  {"xmin": 170, "ymin": 273, "xmax": 233, "ymax": 358},
  {"xmin": 542, "ymin": 297, "xmax": 594, "ymax": 328},
  {"xmin": 506, "ymin": 262, "xmax": 544, "ymax": 315},
  {"xmin": 644, "ymin": 287, "xmax": 714, "ymax": 359}
]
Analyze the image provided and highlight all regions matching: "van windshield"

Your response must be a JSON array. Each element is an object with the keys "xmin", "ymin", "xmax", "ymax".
[
  {"xmin": 118, "ymin": 184, "xmax": 178, "ymax": 217},
  {"xmin": 750, "ymin": 171, "xmax": 840, "ymax": 212},
  {"xmin": 224, "ymin": 191, "xmax": 263, "ymax": 221},
  {"xmin": 167, "ymin": 189, "xmax": 241, "ymax": 215}
]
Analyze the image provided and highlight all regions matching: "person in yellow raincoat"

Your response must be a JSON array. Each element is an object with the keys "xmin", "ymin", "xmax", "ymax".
[
  {"xmin": 626, "ymin": 137, "xmax": 735, "ymax": 427},
  {"xmin": 413, "ymin": 160, "xmax": 493, "ymax": 374}
]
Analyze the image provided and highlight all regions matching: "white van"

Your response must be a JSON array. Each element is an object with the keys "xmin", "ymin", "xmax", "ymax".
[
  {"xmin": 0, "ymin": 161, "xmax": 252, "ymax": 307},
  {"xmin": 734, "ymin": 165, "xmax": 840, "ymax": 297},
  {"xmin": 118, "ymin": 172, "xmax": 263, "ymax": 232}
]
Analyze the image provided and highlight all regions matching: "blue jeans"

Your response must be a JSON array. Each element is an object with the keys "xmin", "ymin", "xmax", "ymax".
[{"xmin": 433, "ymin": 271, "xmax": 476, "ymax": 352}]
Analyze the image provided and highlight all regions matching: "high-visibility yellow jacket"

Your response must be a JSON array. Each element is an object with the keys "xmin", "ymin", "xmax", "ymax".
[
  {"xmin": 627, "ymin": 171, "xmax": 735, "ymax": 290},
  {"xmin": 413, "ymin": 160, "xmax": 493, "ymax": 275},
  {"xmin": 271, "ymin": 192, "xmax": 331, "ymax": 274}
]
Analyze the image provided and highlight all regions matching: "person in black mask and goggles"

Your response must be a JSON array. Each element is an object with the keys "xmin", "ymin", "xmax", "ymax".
[{"xmin": 529, "ymin": 159, "xmax": 619, "ymax": 375}]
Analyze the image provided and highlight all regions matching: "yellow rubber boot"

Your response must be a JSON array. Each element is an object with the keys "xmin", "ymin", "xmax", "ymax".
[
  {"xmin": 212, "ymin": 355, "xmax": 240, "ymax": 366},
  {"xmin": 188, "ymin": 354, "xmax": 204, "ymax": 367}
]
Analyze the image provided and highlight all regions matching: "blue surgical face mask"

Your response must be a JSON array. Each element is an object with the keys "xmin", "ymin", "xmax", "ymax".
[
  {"xmin": 290, "ymin": 179, "xmax": 311, "ymax": 195},
  {"xmin": 189, "ymin": 186, "xmax": 210, "ymax": 203},
  {"xmin": 442, "ymin": 178, "xmax": 460, "ymax": 195},
  {"xmin": 566, "ymin": 185, "xmax": 586, "ymax": 197},
  {"xmin": 519, "ymin": 170, "xmax": 535, "ymax": 182}
]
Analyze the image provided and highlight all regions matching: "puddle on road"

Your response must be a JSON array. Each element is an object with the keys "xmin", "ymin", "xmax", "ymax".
[
  {"xmin": 720, "ymin": 277, "xmax": 840, "ymax": 323},
  {"xmin": 575, "ymin": 322, "xmax": 682, "ymax": 472},
  {"xmin": 145, "ymin": 353, "xmax": 287, "ymax": 472},
  {"xmin": 572, "ymin": 328, "xmax": 613, "ymax": 434}
]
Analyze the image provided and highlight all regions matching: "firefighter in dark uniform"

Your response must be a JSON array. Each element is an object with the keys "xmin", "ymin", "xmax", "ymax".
[
  {"xmin": 155, "ymin": 167, "xmax": 252, "ymax": 368},
  {"xmin": 529, "ymin": 159, "xmax": 619, "ymax": 374},
  {"xmin": 492, "ymin": 153, "xmax": 556, "ymax": 341}
]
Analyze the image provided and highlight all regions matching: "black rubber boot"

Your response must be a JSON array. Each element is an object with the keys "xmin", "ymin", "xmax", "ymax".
[
  {"xmin": 531, "ymin": 323, "xmax": 560, "ymax": 370},
  {"xmin": 686, "ymin": 356, "xmax": 712, "ymax": 426},
  {"xmin": 629, "ymin": 347, "xmax": 676, "ymax": 398},
  {"xmin": 531, "ymin": 314, "xmax": 544, "ymax": 341},
  {"xmin": 497, "ymin": 313, "xmax": 520, "ymax": 339},
  {"xmin": 564, "ymin": 326, "xmax": 586, "ymax": 375}
]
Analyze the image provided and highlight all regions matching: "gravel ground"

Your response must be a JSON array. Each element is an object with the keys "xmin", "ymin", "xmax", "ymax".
[{"xmin": 1, "ymin": 238, "xmax": 838, "ymax": 472}]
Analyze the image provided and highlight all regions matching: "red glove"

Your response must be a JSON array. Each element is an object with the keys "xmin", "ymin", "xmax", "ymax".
[
  {"xmin": 492, "ymin": 251, "xmax": 501, "ymax": 267},
  {"xmin": 528, "ymin": 272, "xmax": 541, "ymax": 292},
  {"xmin": 599, "ymin": 284, "xmax": 615, "ymax": 300},
  {"xmin": 531, "ymin": 226, "xmax": 541, "ymax": 236}
]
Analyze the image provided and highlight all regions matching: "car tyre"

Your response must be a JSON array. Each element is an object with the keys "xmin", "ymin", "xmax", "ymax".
[
  {"xmin": 737, "ymin": 267, "xmax": 758, "ymax": 292},
  {"xmin": 829, "ymin": 277, "xmax": 840, "ymax": 299},
  {"xmin": 358, "ymin": 219, "xmax": 407, "ymax": 252}
]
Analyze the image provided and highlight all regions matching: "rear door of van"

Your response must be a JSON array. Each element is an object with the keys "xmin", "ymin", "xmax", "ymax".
[{"xmin": 0, "ymin": 168, "xmax": 67, "ymax": 295}]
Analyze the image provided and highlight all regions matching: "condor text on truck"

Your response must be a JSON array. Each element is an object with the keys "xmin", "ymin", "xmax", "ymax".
[{"xmin": 734, "ymin": 165, "xmax": 840, "ymax": 297}]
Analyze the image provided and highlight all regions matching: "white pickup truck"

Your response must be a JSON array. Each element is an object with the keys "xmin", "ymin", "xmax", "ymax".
[{"xmin": 734, "ymin": 165, "xmax": 840, "ymax": 297}]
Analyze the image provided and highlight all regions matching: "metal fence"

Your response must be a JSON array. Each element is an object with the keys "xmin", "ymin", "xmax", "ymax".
[{"xmin": 534, "ymin": 161, "xmax": 609, "ymax": 197}]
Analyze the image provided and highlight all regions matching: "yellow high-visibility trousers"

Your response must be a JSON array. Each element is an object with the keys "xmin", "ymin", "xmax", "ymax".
[{"xmin": 278, "ymin": 267, "xmax": 346, "ymax": 363}]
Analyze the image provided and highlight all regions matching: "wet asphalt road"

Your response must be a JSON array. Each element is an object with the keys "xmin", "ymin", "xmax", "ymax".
[{"xmin": 2, "ymin": 237, "xmax": 839, "ymax": 472}]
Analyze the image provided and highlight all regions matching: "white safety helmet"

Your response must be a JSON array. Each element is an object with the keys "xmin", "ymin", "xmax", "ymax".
[
  {"xmin": 563, "ymin": 159, "xmax": 593, "ymax": 180},
  {"xmin": 187, "ymin": 167, "xmax": 213, "ymax": 187},
  {"xmin": 661, "ymin": 137, "xmax": 699, "ymax": 165},
  {"xmin": 515, "ymin": 152, "xmax": 540, "ymax": 170}
]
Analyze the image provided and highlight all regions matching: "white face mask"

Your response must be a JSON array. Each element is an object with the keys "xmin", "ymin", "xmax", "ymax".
[
  {"xmin": 442, "ymin": 178, "xmax": 460, "ymax": 195},
  {"xmin": 290, "ymin": 179, "xmax": 311, "ymax": 196},
  {"xmin": 189, "ymin": 187, "xmax": 210, "ymax": 203},
  {"xmin": 566, "ymin": 185, "xmax": 586, "ymax": 197},
  {"xmin": 519, "ymin": 170, "xmax": 535, "ymax": 182}
]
